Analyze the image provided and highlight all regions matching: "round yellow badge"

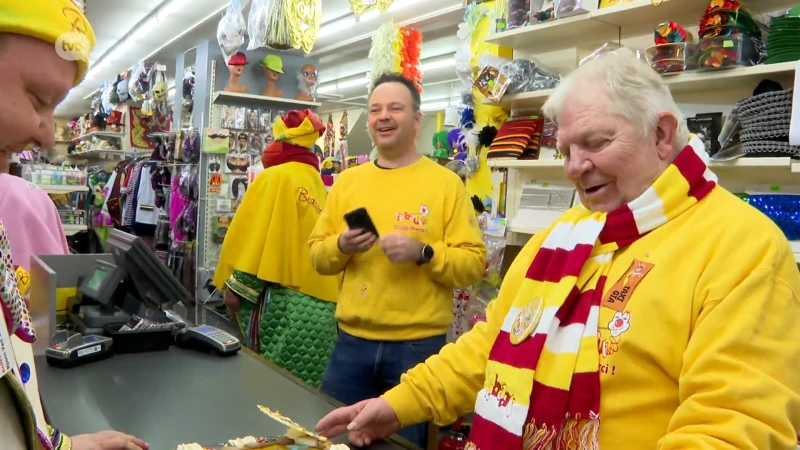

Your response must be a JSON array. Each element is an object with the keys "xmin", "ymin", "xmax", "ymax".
[{"xmin": 509, "ymin": 297, "xmax": 545, "ymax": 345}]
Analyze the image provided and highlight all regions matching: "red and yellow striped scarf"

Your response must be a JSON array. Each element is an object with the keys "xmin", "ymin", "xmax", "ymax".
[{"xmin": 467, "ymin": 136, "xmax": 716, "ymax": 450}]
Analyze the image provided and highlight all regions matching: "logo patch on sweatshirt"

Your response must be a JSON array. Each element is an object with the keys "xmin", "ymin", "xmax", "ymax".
[{"xmin": 602, "ymin": 259, "xmax": 654, "ymax": 312}]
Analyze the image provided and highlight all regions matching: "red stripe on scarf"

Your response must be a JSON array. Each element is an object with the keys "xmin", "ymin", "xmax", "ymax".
[
  {"xmin": 674, "ymin": 146, "xmax": 716, "ymax": 200},
  {"xmin": 527, "ymin": 371, "xmax": 601, "ymax": 426},
  {"xmin": 470, "ymin": 414, "xmax": 523, "ymax": 450},
  {"xmin": 525, "ymin": 245, "xmax": 595, "ymax": 282},
  {"xmin": 490, "ymin": 332, "xmax": 547, "ymax": 370},
  {"xmin": 599, "ymin": 205, "xmax": 639, "ymax": 245}
]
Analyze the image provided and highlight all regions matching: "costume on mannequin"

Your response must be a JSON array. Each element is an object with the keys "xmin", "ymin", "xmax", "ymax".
[
  {"xmin": 223, "ymin": 52, "xmax": 248, "ymax": 94},
  {"xmin": 295, "ymin": 64, "xmax": 318, "ymax": 102},
  {"xmin": 213, "ymin": 110, "xmax": 340, "ymax": 388},
  {"xmin": 260, "ymin": 55, "xmax": 284, "ymax": 98}
]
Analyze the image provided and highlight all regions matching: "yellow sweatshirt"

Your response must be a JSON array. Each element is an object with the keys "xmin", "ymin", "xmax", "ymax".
[
  {"xmin": 383, "ymin": 187, "xmax": 800, "ymax": 449},
  {"xmin": 308, "ymin": 157, "xmax": 487, "ymax": 341},
  {"xmin": 214, "ymin": 162, "xmax": 341, "ymax": 302}
]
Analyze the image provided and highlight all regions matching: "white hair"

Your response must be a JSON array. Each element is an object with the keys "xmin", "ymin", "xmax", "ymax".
[{"xmin": 542, "ymin": 48, "xmax": 689, "ymax": 150}]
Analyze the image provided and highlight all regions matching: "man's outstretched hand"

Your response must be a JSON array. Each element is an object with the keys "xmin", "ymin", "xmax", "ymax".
[
  {"xmin": 316, "ymin": 398, "xmax": 401, "ymax": 447},
  {"xmin": 71, "ymin": 431, "xmax": 148, "ymax": 450}
]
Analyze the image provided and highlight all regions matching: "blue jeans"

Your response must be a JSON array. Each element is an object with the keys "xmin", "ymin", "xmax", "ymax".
[{"xmin": 322, "ymin": 330, "xmax": 447, "ymax": 448}]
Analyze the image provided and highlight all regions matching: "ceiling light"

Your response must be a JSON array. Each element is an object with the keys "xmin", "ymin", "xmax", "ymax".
[
  {"xmin": 420, "ymin": 101, "xmax": 450, "ymax": 112},
  {"xmin": 337, "ymin": 77, "xmax": 370, "ymax": 89},
  {"xmin": 389, "ymin": 0, "xmax": 426, "ymax": 12},
  {"xmin": 318, "ymin": 17, "xmax": 356, "ymax": 38},
  {"xmin": 158, "ymin": 0, "xmax": 192, "ymax": 19},
  {"xmin": 360, "ymin": 10, "xmax": 380, "ymax": 21},
  {"xmin": 420, "ymin": 58, "xmax": 455, "ymax": 72},
  {"xmin": 317, "ymin": 84, "xmax": 338, "ymax": 94}
]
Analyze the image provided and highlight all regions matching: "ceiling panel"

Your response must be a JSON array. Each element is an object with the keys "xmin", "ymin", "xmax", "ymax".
[{"xmin": 84, "ymin": 0, "xmax": 165, "ymax": 61}]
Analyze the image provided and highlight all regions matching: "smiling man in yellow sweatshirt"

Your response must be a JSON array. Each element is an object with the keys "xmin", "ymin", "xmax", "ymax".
[
  {"xmin": 308, "ymin": 74, "xmax": 487, "ymax": 448},
  {"xmin": 315, "ymin": 50, "xmax": 800, "ymax": 450}
]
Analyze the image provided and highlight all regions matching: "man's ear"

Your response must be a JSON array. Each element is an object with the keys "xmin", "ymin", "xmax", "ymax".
[{"xmin": 655, "ymin": 112, "xmax": 679, "ymax": 161}]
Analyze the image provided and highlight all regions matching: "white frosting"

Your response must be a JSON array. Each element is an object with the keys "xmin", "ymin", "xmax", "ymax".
[
  {"xmin": 228, "ymin": 436, "xmax": 258, "ymax": 446},
  {"xmin": 328, "ymin": 445, "xmax": 351, "ymax": 450},
  {"xmin": 175, "ymin": 444, "xmax": 205, "ymax": 450}
]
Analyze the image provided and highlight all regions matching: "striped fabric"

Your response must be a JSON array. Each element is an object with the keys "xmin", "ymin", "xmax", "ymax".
[
  {"xmin": 486, "ymin": 117, "xmax": 539, "ymax": 160},
  {"xmin": 466, "ymin": 136, "xmax": 717, "ymax": 450}
]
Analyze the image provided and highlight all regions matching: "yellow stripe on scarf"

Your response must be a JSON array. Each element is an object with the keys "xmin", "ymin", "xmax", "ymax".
[
  {"xmin": 0, "ymin": 0, "xmax": 96, "ymax": 86},
  {"xmin": 534, "ymin": 338, "xmax": 600, "ymax": 390},
  {"xmin": 653, "ymin": 165, "xmax": 695, "ymax": 219},
  {"xmin": 484, "ymin": 360, "xmax": 534, "ymax": 408}
]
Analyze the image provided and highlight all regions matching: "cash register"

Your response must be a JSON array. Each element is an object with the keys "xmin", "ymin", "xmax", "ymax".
[
  {"xmin": 62, "ymin": 229, "xmax": 240, "ymax": 358},
  {"xmin": 70, "ymin": 229, "xmax": 193, "ymax": 334}
]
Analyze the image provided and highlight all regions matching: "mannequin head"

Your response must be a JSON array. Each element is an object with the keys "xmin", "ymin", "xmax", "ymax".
[
  {"xmin": 265, "ymin": 68, "xmax": 280, "ymax": 82},
  {"xmin": 229, "ymin": 64, "xmax": 245, "ymax": 77}
]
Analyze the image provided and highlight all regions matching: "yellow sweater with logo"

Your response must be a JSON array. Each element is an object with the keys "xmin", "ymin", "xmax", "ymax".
[
  {"xmin": 309, "ymin": 157, "xmax": 487, "ymax": 341},
  {"xmin": 383, "ymin": 187, "xmax": 800, "ymax": 449}
]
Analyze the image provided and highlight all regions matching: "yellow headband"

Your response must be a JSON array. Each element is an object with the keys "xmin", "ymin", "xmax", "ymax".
[{"xmin": 0, "ymin": 0, "xmax": 96, "ymax": 86}]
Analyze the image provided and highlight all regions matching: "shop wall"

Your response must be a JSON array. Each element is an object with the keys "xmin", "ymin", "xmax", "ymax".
[
  {"xmin": 212, "ymin": 49, "xmax": 320, "ymax": 101},
  {"xmin": 338, "ymin": 112, "xmax": 440, "ymax": 158},
  {"xmin": 315, "ymin": 108, "xmax": 365, "ymax": 150}
]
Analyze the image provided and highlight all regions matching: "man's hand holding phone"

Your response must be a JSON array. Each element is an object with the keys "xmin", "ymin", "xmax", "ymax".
[{"xmin": 338, "ymin": 229, "xmax": 378, "ymax": 254}]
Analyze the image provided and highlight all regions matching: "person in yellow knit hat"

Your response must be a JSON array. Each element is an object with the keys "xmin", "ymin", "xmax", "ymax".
[
  {"xmin": 316, "ymin": 49, "xmax": 800, "ymax": 449},
  {"xmin": 0, "ymin": 1, "xmax": 148, "ymax": 449},
  {"xmin": 214, "ymin": 109, "xmax": 341, "ymax": 388}
]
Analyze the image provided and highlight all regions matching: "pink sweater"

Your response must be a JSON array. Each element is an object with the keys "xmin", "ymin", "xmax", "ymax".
[{"xmin": 0, "ymin": 174, "xmax": 70, "ymax": 270}]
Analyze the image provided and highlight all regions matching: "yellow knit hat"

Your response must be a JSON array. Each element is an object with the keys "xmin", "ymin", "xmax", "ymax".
[{"xmin": 0, "ymin": 0, "xmax": 96, "ymax": 86}]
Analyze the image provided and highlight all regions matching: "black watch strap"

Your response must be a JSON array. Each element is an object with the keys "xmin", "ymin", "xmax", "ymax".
[{"xmin": 417, "ymin": 244, "xmax": 434, "ymax": 266}]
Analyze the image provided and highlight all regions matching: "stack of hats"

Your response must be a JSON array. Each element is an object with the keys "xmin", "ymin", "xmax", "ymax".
[
  {"xmin": 697, "ymin": 0, "xmax": 764, "ymax": 69},
  {"xmin": 486, "ymin": 116, "xmax": 542, "ymax": 161},
  {"xmin": 736, "ymin": 88, "xmax": 800, "ymax": 157},
  {"xmin": 764, "ymin": 5, "xmax": 800, "ymax": 64}
]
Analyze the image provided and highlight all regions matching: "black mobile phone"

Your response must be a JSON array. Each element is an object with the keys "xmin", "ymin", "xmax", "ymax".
[{"xmin": 344, "ymin": 207, "xmax": 379, "ymax": 237}]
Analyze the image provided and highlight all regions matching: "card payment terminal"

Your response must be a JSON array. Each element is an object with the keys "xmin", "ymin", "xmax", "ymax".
[
  {"xmin": 175, "ymin": 325, "xmax": 241, "ymax": 356},
  {"xmin": 45, "ymin": 330, "xmax": 114, "ymax": 368}
]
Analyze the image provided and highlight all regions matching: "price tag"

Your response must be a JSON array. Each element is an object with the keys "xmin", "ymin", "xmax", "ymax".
[{"xmin": 723, "ymin": 40, "xmax": 734, "ymax": 48}]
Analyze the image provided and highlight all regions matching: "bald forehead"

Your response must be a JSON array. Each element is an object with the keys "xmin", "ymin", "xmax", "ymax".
[
  {"xmin": 369, "ymin": 82, "xmax": 413, "ymax": 107},
  {"xmin": 1, "ymin": 34, "xmax": 76, "ymax": 98}
]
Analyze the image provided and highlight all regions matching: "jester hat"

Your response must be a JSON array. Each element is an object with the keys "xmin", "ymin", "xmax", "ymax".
[
  {"xmin": 0, "ymin": 0, "xmax": 97, "ymax": 86},
  {"xmin": 263, "ymin": 109, "xmax": 325, "ymax": 168}
]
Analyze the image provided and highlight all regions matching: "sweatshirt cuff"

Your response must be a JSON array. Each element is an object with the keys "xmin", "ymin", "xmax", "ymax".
[
  {"xmin": 324, "ymin": 233, "xmax": 352, "ymax": 266},
  {"xmin": 422, "ymin": 241, "xmax": 446, "ymax": 276},
  {"xmin": 381, "ymin": 382, "xmax": 430, "ymax": 428}
]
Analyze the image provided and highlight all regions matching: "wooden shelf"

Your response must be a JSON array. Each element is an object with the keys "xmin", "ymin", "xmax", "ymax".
[
  {"xmin": 496, "ymin": 62, "xmax": 798, "ymax": 111},
  {"xmin": 488, "ymin": 158, "xmax": 564, "ymax": 168},
  {"xmin": 485, "ymin": 13, "xmax": 617, "ymax": 55},
  {"xmin": 39, "ymin": 185, "xmax": 89, "ymax": 194},
  {"xmin": 485, "ymin": 0, "xmax": 794, "ymax": 54},
  {"xmin": 591, "ymin": 0, "xmax": 706, "ymax": 27},
  {"xmin": 212, "ymin": 91, "xmax": 321, "ymax": 108},
  {"xmin": 508, "ymin": 225, "xmax": 545, "ymax": 235},
  {"xmin": 70, "ymin": 131, "xmax": 124, "ymax": 142}
]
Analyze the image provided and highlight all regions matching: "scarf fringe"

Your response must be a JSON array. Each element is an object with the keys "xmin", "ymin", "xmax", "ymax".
[{"xmin": 522, "ymin": 418, "xmax": 599, "ymax": 450}]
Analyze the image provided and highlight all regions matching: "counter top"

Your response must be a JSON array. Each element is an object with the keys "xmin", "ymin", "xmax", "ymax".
[{"xmin": 35, "ymin": 347, "xmax": 416, "ymax": 449}]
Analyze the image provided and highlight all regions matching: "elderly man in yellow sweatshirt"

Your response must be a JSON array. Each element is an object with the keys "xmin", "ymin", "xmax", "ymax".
[
  {"xmin": 308, "ymin": 73, "xmax": 487, "ymax": 447},
  {"xmin": 315, "ymin": 49, "xmax": 800, "ymax": 450}
]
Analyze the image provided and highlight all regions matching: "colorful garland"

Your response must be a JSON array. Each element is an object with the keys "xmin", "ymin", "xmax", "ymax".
[
  {"xmin": 401, "ymin": 28, "xmax": 423, "ymax": 92},
  {"xmin": 339, "ymin": 112, "xmax": 348, "ymax": 141},
  {"xmin": 369, "ymin": 20, "xmax": 423, "ymax": 92},
  {"xmin": 324, "ymin": 113, "xmax": 335, "ymax": 157}
]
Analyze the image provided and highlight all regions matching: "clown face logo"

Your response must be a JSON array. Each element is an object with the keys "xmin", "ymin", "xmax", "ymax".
[
  {"xmin": 608, "ymin": 311, "xmax": 631, "ymax": 337},
  {"xmin": 419, "ymin": 205, "xmax": 429, "ymax": 217}
]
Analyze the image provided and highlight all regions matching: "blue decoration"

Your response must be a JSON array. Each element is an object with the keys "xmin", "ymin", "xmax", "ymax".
[
  {"xmin": 19, "ymin": 363, "xmax": 30, "ymax": 384},
  {"xmin": 748, "ymin": 194, "xmax": 800, "ymax": 240},
  {"xmin": 460, "ymin": 107, "xmax": 476, "ymax": 130}
]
